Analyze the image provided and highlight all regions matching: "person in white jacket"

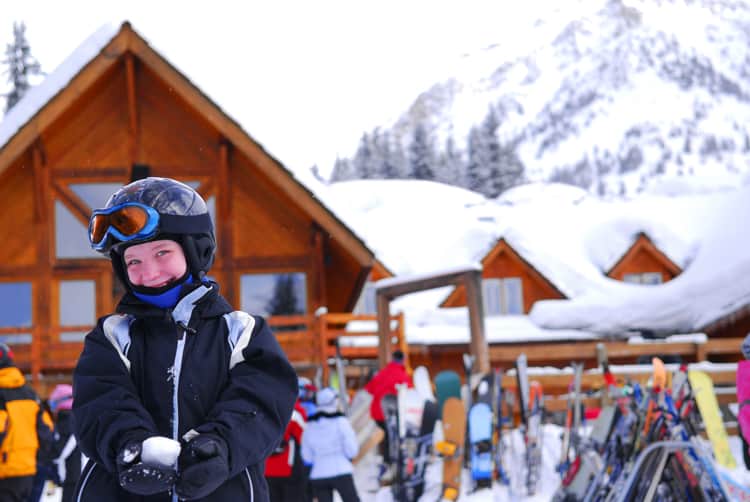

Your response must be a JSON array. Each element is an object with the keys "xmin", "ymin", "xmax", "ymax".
[{"xmin": 301, "ymin": 387, "xmax": 360, "ymax": 502}]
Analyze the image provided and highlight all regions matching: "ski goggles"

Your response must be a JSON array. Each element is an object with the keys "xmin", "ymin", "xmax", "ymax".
[{"xmin": 89, "ymin": 202, "xmax": 160, "ymax": 251}]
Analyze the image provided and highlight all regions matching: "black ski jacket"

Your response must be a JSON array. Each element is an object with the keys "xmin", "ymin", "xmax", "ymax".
[{"xmin": 72, "ymin": 282, "xmax": 297, "ymax": 501}]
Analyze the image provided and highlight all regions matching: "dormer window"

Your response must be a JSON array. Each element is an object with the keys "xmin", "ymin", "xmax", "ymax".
[
  {"xmin": 483, "ymin": 277, "xmax": 523, "ymax": 315},
  {"xmin": 623, "ymin": 272, "xmax": 663, "ymax": 285}
]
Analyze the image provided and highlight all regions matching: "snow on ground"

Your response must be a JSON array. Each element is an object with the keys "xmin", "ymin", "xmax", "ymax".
[{"xmin": 354, "ymin": 424, "xmax": 750, "ymax": 502}]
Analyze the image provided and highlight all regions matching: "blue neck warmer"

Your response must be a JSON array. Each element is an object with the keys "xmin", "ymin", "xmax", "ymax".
[{"xmin": 133, "ymin": 274, "xmax": 193, "ymax": 309}]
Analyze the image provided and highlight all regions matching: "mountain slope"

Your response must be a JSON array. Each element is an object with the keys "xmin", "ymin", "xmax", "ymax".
[{"xmin": 391, "ymin": 0, "xmax": 750, "ymax": 196}]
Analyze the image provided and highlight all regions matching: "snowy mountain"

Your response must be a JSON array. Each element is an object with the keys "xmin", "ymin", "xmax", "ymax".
[{"xmin": 386, "ymin": 0, "xmax": 750, "ymax": 196}]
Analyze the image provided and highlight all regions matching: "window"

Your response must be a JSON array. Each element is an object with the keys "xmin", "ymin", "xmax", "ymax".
[
  {"xmin": 59, "ymin": 280, "xmax": 96, "ymax": 342},
  {"xmin": 55, "ymin": 201, "xmax": 102, "ymax": 259},
  {"xmin": 482, "ymin": 277, "xmax": 524, "ymax": 315},
  {"xmin": 353, "ymin": 282, "xmax": 377, "ymax": 315},
  {"xmin": 623, "ymin": 272, "xmax": 663, "ymax": 285},
  {"xmin": 240, "ymin": 273, "xmax": 307, "ymax": 317},
  {"xmin": 0, "ymin": 282, "xmax": 32, "ymax": 345}
]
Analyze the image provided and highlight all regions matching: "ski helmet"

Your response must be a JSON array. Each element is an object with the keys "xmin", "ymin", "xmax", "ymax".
[
  {"xmin": 89, "ymin": 177, "xmax": 216, "ymax": 286},
  {"xmin": 49, "ymin": 384, "xmax": 74, "ymax": 412}
]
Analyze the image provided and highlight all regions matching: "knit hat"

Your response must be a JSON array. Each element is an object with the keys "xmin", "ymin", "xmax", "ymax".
[
  {"xmin": 742, "ymin": 333, "xmax": 750, "ymax": 360},
  {"xmin": 49, "ymin": 384, "xmax": 74, "ymax": 412},
  {"xmin": 316, "ymin": 387, "xmax": 339, "ymax": 413},
  {"xmin": 0, "ymin": 343, "xmax": 14, "ymax": 369}
]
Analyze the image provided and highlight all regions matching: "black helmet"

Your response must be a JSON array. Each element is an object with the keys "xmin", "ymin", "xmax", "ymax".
[
  {"xmin": 0, "ymin": 343, "xmax": 14, "ymax": 369},
  {"xmin": 90, "ymin": 177, "xmax": 216, "ymax": 284}
]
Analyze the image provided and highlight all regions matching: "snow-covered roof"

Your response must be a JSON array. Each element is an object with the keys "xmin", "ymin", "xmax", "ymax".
[
  {"xmin": 0, "ymin": 24, "xmax": 120, "ymax": 152},
  {"xmin": 320, "ymin": 176, "xmax": 750, "ymax": 340}
]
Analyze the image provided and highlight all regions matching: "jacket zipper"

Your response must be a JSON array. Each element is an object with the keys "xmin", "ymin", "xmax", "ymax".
[{"xmin": 169, "ymin": 308, "xmax": 188, "ymax": 502}]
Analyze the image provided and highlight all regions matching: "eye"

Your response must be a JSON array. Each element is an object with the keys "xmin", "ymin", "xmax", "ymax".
[
  {"xmin": 125, "ymin": 258, "xmax": 140, "ymax": 267},
  {"xmin": 156, "ymin": 249, "xmax": 170, "ymax": 258}
]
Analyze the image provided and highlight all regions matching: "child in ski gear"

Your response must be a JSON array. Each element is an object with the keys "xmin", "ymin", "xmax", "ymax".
[
  {"xmin": 72, "ymin": 177, "xmax": 297, "ymax": 501},
  {"xmin": 46, "ymin": 384, "xmax": 81, "ymax": 502},
  {"xmin": 364, "ymin": 350, "xmax": 412, "ymax": 464},
  {"xmin": 0, "ymin": 343, "xmax": 54, "ymax": 502},
  {"xmin": 737, "ymin": 334, "xmax": 750, "ymax": 467},
  {"xmin": 264, "ymin": 398, "xmax": 309, "ymax": 501},
  {"xmin": 301, "ymin": 388, "xmax": 360, "ymax": 502},
  {"xmin": 298, "ymin": 376, "xmax": 318, "ymax": 417}
]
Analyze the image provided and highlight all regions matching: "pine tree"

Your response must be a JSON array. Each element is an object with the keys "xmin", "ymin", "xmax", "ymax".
[
  {"xmin": 2, "ymin": 22, "xmax": 42, "ymax": 114},
  {"xmin": 408, "ymin": 122, "xmax": 435, "ymax": 180},
  {"xmin": 467, "ymin": 105, "xmax": 524, "ymax": 197},
  {"xmin": 434, "ymin": 136, "xmax": 465, "ymax": 186},
  {"xmin": 330, "ymin": 156, "xmax": 355, "ymax": 182},
  {"xmin": 352, "ymin": 132, "xmax": 375, "ymax": 179},
  {"xmin": 266, "ymin": 275, "xmax": 300, "ymax": 316}
]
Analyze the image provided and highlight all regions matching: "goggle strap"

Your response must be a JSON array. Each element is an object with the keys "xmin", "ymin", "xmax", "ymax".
[{"xmin": 159, "ymin": 213, "xmax": 213, "ymax": 234}]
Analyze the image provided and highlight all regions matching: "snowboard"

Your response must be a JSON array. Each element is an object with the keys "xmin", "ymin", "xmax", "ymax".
[
  {"xmin": 435, "ymin": 370, "xmax": 461, "ymax": 420},
  {"xmin": 381, "ymin": 394, "xmax": 401, "ymax": 485},
  {"xmin": 401, "ymin": 399, "xmax": 439, "ymax": 502},
  {"xmin": 688, "ymin": 370, "xmax": 736, "ymax": 469},
  {"xmin": 413, "ymin": 365, "xmax": 436, "ymax": 402},
  {"xmin": 435, "ymin": 396, "xmax": 466, "ymax": 501},
  {"xmin": 475, "ymin": 372, "xmax": 494, "ymax": 407},
  {"xmin": 468, "ymin": 402, "xmax": 494, "ymax": 490}
]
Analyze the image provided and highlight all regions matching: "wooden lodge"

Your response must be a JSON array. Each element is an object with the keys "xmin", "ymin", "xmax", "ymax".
[{"xmin": 0, "ymin": 22, "xmax": 746, "ymax": 401}]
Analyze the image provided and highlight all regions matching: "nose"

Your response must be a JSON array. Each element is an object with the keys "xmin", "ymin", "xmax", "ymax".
[{"xmin": 135, "ymin": 259, "xmax": 162, "ymax": 286}]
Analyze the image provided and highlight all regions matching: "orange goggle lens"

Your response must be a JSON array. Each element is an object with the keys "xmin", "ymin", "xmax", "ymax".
[{"xmin": 89, "ymin": 205, "xmax": 151, "ymax": 244}]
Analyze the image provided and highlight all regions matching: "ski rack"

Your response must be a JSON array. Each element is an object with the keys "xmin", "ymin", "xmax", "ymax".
[{"xmin": 611, "ymin": 440, "xmax": 707, "ymax": 502}]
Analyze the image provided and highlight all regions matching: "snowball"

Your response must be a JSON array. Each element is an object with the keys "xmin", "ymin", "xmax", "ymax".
[{"xmin": 141, "ymin": 436, "xmax": 181, "ymax": 468}]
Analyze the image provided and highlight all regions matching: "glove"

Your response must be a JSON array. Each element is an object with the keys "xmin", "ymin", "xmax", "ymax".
[
  {"xmin": 175, "ymin": 434, "xmax": 230, "ymax": 500},
  {"xmin": 117, "ymin": 438, "xmax": 177, "ymax": 495}
]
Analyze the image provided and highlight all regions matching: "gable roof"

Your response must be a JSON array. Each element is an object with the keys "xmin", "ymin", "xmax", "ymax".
[
  {"xmin": 440, "ymin": 237, "xmax": 566, "ymax": 307},
  {"xmin": 0, "ymin": 21, "xmax": 373, "ymax": 268},
  {"xmin": 606, "ymin": 231, "xmax": 682, "ymax": 278}
]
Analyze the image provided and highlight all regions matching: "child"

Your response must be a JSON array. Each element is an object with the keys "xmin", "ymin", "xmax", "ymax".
[
  {"xmin": 47, "ymin": 384, "xmax": 80, "ymax": 502},
  {"xmin": 301, "ymin": 387, "xmax": 360, "ymax": 502},
  {"xmin": 72, "ymin": 177, "xmax": 297, "ymax": 501}
]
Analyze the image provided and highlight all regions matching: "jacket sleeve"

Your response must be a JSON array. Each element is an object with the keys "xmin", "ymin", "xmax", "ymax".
[
  {"xmin": 195, "ymin": 314, "xmax": 297, "ymax": 476},
  {"xmin": 300, "ymin": 424, "xmax": 313, "ymax": 465},
  {"xmin": 72, "ymin": 316, "xmax": 159, "ymax": 473}
]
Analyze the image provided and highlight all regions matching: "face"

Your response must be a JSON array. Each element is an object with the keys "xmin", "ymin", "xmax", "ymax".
[{"xmin": 123, "ymin": 239, "xmax": 188, "ymax": 288}]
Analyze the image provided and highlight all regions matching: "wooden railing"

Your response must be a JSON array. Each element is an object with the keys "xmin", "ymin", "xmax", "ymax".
[{"xmin": 268, "ymin": 312, "xmax": 406, "ymax": 384}]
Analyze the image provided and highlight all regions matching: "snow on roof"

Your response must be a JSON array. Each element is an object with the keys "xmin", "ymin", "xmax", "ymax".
[
  {"xmin": 320, "ymin": 176, "xmax": 750, "ymax": 340},
  {"xmin": 0, "ymin": 23, "xmax": 120, "ymax": 151}
]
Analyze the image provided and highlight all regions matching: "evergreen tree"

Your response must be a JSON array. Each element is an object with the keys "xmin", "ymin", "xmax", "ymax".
[
  {"xmin": 373, "ymin": 129, "xmax": 407, "ymax": 179},
  {"xmin": 266, "ymin": 275, "xmax": 300, "ymax": 316},
  {"xmin": 408, "ymin": 122, "xmax": 435, "ymax": 180},
  {"xmin": 467, "ymin": 105, "xmax": 524, "ymax": 197},
  {"xmin": 352, "ymin": 132, "xmax": 376, "ymax": 179},
  {"xmin": 330, "ymin": 156, "xmax": 356, "ymax": 182},
  {"xmin": 2, "ymin": 22, "xmax": 42, "ymax": 114},
  {"xmin": 434, "ymin": 136, "xmax": 465, "ymax": 186}
]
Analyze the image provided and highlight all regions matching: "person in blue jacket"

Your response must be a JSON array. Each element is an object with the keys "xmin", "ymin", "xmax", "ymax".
[{"xmin": 72, "ymin": 177, "xmax": 297, "ymax": 501}]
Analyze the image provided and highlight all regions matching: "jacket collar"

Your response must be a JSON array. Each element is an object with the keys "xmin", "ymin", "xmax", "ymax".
[{"xmin": 116, "ymin": 280, "xmax": 233, "ymax": 319}]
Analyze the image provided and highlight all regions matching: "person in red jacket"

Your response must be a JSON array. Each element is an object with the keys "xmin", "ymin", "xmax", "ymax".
[
  {"xmin": 363, "ymin": 350, "xmax": 412, "ymax": 469},
  {"xmin": 264, "ymin": 399, "xmax": 308, "ymax": 501}
]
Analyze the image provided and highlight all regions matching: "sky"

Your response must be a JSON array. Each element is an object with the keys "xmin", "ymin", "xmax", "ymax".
[{"xmin": 0, "ymin": 0, "xmax": 552, "ymax": 179}]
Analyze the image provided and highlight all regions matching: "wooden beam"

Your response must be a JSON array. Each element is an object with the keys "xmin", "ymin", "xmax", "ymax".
[
  {"xmin": 217, "ymin": 140, "xmax": 235, "ymax": 306},
  {"xmin": 465, "ymin": 269, "xmax": 489, "ymax": 373},
  {"xmin": 311, "ymin": 225, "xmax": 327, "ymax": 312},
  {"xmin": 52, "ymin": 181, "xmax": 91, "ymax": 227},
  {"xmin": 125, "ymin": 52, "xmax": 138, "ymax": 169},
  {"xmin": 31, "ymin": 143, "xmax": 51, "ymax": 384}
]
